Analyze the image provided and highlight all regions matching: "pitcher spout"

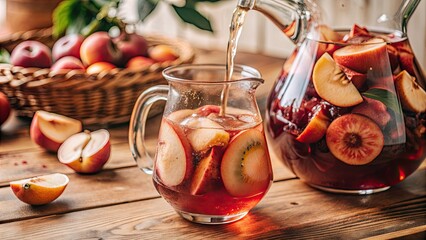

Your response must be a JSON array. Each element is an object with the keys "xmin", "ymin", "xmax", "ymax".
[{"xmin": 237, "ymin": 0, "xmax": 314, "ymax": 44}]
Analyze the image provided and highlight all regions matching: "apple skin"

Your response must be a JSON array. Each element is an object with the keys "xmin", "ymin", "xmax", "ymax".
[
  {"xmin": 351, "ymin": 97, "xmax": 391, "ymax": 128},
  {"xmin": 30, "ymin": 111, "xmax": 83, "ymax": 152},
  {"xmin": 0, "ymin": 92, "xmax": 11, "ymax": 126},
  {"xmin": 86, "ymin": 62, "xmax": 116, "ymax": 74},
  {"xmin": 114, "ymin": 33, "xmax": 148, "ymax": 66},
  {"xmin": 148, "ymin": 45, "xmax": 178, "ymax": 62},
  {"xmin": 50, "ymin": 56, "xmax": 85, "ymax": 74},
  {"xmin": 80, "ymin": 32, "xmax": 121, "ymax": 66},
  {"xmin": 126, "ymin": 56, "xmax": 155, "ymax": 70},
  {"xmin": 10, "ymin": 40, "xmax": 52, "ymax": 68},
  {"xmin": 30, "ymin": 115, "xmax": 61, "ymax": 152},
  {"xmin": 52, "ymin": 34, "xmax": 84, "ymax": 61},
  {"xmin": 65, "ymin": 141, "xmax": 111, "ymax": 174},
  {"xmin": 296, "ymin": 108, "xmax": 331, "ymax": 143}
]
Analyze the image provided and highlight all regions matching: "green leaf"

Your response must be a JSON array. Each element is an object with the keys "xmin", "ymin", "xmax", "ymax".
[
  {"xmin": 172, "ymin": 4, "xmax": 213, "ymax": 32},
  {"xmin": 362, "ymin": 88, "xmax": 402, "ymax": 114},
  {"xmin": 0, "ymin": 48, "xmax": 10, "ymax": 64},
  {"xmin": 137, "ymin": 0, "xmax": 159, "ymax": 22},
  {"xmin": 52, "ymin": 0, "xmax": 82, "ymax": 38}
]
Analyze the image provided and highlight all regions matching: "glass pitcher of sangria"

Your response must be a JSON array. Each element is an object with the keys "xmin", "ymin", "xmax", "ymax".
[{"xmin": 236, "ymin": 0, "xmax": 425, "ymax": 194}]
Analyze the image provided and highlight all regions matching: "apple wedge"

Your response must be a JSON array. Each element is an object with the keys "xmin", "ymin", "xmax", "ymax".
[
  {"xmin": 167, "ymin": 109, "xmax": 195, "ymax": 124},
  {"xmin": 185, "ymin": 117, "xmax": 230, "ymax": 152},
  {"xmin": 296, "ymin": 107, "xmax": 331, "ymax": 143},
  {"xmin": 30, "ymin": 111, "xmax": 83, "ymax": 152},
  {"xmin": 312, "ymin": 53, "xmax": 363, "ymax": 107},
  {"xmin": 190, "ymin": 147, "xmax": 223, "ymax": 195},
  {"xmin": 333, "ymin": 38, "xmax": 387, "ymax": 73},
  {"xmin": 394, "ymin": 70, "xmax": 426, "ymax": 113},
  {"xmin": 155, "ymin": 120, "xmax": 193, "ymax": 187},
  {"xmin": 58, "ymin": 129, "xmax": 111, "ymax": 174},
  {"xmin": 221, "ymin": 129, "xmax": 271, "ymax": 197}
]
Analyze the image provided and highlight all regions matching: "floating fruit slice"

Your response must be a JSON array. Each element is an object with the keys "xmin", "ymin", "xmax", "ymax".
[
  {"xmin": 190, "ymin": 147, "xmax": 223, "ymax": 195},
  {"xmin": 333, "ymin": 38, "xmax": 387, "ymax": 73},
  {"xmin": 312, "ymin": 53, "xmax": 363, "ymax": 107},
  {"xmin": 10, "ymin": 173, "xmax": 69, "ymax": 205},
  {"xmin": 167, "ymin": 109, "xmax": 195, "ymax": 124},
  {"xmin": 394, "ymin": 70, "xmax": 426, "ymax": 113},
  {"xmin": 156, "ymin": 120, "xmax": 192, "ymax": 187},
  {"xmin": 296, "ymin": 107, "xmax": 331, "ymax": 143},
  {"xmin": 221, "ymin": 129, "xmax": 271, "ymax": 197},
  {"xmin": 185, "ymin": 117, "xmax": 230, "ymax": 152},
  {"xmin": 326, "ymin": 114, "xmax": 384, "ymax": 165}
]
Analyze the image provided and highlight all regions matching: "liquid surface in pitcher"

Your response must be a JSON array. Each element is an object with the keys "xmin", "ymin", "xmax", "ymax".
[
  {"xmin": 153, "ymin": 105, "xmax": 272, "ymax": 215},
  {"xmin": 266, "ymin": 24, "xmax": 425, "ymax": 191}
]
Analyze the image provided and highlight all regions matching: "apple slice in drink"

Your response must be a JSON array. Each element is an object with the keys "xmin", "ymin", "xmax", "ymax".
[
  {"xmin": 333, "ymin": 38, "xmax": 387, "ymax": 73},
  {"xmin": 185, "ymin": 117, "xmax": 230, "ymax": 152},
  {"xmin": 221, "ymin": 129, "xmax": 271, "ymax": 197},
  {"xmin": 167, "ymin": 109, "xmax": 195, "ymax": 124},
  {"xmin": 155, "ymin": 120, "xmax": 193, "ymax": 187},
  {"xmin": 394, "ymin": 70, "xmax": 426, "ymax": 113},
  {"xmin": 30, "ymin": 111, "xmax": 83, "ymax": 152},
  {"xmin": 296, "ymin": 107, "xmax": 331, "ymax": 143},
  {"xmin": 312, "ymin": 53, "xmax": 363, "ymax": 107},
  {"xmin": 190, "ymin": 147, "xmax": 223, "ymax": 195},
  {"xmin": 58, "ymin": 129, "xmax": 111, "ymax": 174}
]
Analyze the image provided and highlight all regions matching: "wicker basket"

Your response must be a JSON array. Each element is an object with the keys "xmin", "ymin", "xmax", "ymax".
[{"xmin": 0, "ymin": 28, "xmax": 195, "ymax": 126}]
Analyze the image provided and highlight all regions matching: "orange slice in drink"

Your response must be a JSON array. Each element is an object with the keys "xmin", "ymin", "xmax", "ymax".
[{"xmin": 10, "ymin": 173, "xmax": 69, "ymax": 205}]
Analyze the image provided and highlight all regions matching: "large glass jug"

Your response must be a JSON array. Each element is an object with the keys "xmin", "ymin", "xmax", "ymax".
[{"xmin": 237, "ymin": 0, "xmax": 425, "ymax": 194}]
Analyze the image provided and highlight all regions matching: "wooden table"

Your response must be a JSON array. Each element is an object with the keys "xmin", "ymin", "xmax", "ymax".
[{"xmin": 0, "ymin": 49, "xmax": 425, "ymax": 239}]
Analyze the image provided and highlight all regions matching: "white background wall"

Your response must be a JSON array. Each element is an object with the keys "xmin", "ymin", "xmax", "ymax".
[{"xmin": 121, "ymin": 0, "xmax": 426, "ymax": 67}]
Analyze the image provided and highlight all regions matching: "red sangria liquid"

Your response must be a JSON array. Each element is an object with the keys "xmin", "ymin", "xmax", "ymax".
[
  {"xmin": 267, "ymin": 24, "xmax": 425, "ymax": 193},
  {"xmin": 153, "ymin": 105, "xmax": 272, "ymax": 218}
]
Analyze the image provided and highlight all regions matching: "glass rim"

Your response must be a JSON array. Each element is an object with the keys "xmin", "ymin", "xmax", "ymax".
[{"xmin": 162, "ymin": 63, "xmax": 264, "ymax": 85}]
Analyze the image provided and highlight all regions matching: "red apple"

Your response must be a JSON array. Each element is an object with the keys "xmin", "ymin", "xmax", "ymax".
[
  {"xmin": 86, "ymin": 62, "xmax": 116, "ymax": 74},
  {"xmin": 52, "ymin": 34, "xmax": 84, "ymax": 61},
  {"xmin": 30, "ymin": 111, "xmax": 83, "ymax": 152},
  {"xmin": 10, "ymin": 40, "xmax": 52, "ymax": 68},
  {"xmin": 0, "ymin": 92, "xmax": 11, "ymax": 126},
  {"xmin": 126, "ymin": 56, "xmax": 155, "ymax": 70},
  {"xmin": 114, "ymin": 33, "xmax": 148, "ymax": 65},
  {"xmin": 58, "ymin": 129, "xmax": 111, "ymax": 174},
  {"xmin": 333, "ymin": 38, "xmax": 388, "ymax": 73},
  {"xmin": 148, "ymin": 45, "xmax": 178, "ymax": 62},
  {"xmin": 351, "ymin": 97, "xmax": 391, "ymax": 128},
  {"xmin": 50, "ymin": 56, "xmax": 85, "ymax": 74},
  {"xmin": 80, "ymin": 32, "xmax": 121, "ymax": 66}
]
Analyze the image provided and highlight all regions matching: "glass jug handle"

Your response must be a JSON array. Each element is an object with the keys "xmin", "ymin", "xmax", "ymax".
[
  {"xmin": 395, "ymin": 0, "xmax": 421, "ymax": 34},
  {"xmin": 128, "ymin": 85, "xmax": 168, "ymax": 174}
]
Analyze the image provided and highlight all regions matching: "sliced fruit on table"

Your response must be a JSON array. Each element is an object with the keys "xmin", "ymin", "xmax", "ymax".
[
  {"xmin": 10, "ymin": 173, "xmax": 69, "ymax": 205},
  {"xmin": 394, "ymin": 70, "xmax": 426, "ymax": 113},
  {"xmin": 333, "ymin": 38, "xmax": 388, "ymax": 73},
  {"xmin": 312, "ymin": 53, "xmax": 363, "ymax": 107},
  {"xmin": 185, "ymin": 117, "xmax": 230, "ymax": 152},
  {"xmin": 296, "ymin": 107, "xmax": 331, "ymax": 143},
  {"xmin": 190, "ymin": 147, "xmax": 223, "ymax": 195},
  {"xmin": 221, "ymin": 129, "xmax": 271, "ymax": 197},
  {"xmin": 326, "ymin": 114, "xmax": 384, "ymax": 165},
  {"xmin": 58, "ymin": 129, "xmax": 111, "ymax": 174},
  {"xmin": 30, "ymin": 110, "xmax": 83, "ymax": 152},
  {"xmin": 155, "ymin": 120, "xmax": 193, "ymax": 187}
]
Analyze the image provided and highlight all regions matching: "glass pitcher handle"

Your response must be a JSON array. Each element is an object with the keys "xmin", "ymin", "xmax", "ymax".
[{"xmin": 128, "ymin": 85, "xmax": 168, "ymax": 174}]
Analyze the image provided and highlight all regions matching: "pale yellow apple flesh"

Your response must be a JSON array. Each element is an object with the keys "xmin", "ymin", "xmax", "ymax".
[
  {"xmin": 394, "ymin": 70, "xmax": 426, "ymax": 113},
  {"xmin": 312, "ymin": 53, "xmax": 363, "ymax": 107}
]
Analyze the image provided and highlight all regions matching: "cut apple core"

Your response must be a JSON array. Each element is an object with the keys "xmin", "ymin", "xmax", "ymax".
[{"xmin": 37, "ymin": 111, "xmax": 82, "ymax": 143}]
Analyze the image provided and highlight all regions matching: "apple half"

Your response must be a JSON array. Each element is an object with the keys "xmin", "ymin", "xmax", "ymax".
[
  {"xmin": 30, "ymin": 111, "xmax": 83, "ymax": 152},
  {"xmin": 312, "ymin": 53, "xmax": 363, "ymax": 107},
  {"xmin": 58, "ymin": 129, "xmax": 111, "ymax": 174}
]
